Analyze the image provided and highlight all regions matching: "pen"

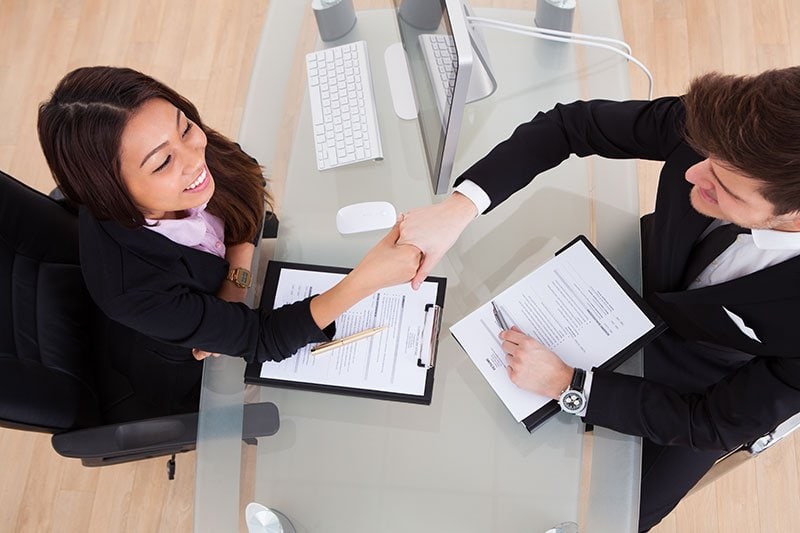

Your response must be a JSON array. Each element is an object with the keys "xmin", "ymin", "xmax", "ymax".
[
  {"xmin": 491, "ymin": 300, "xmax": 511, "ymax": 331},
  {"xmin": 310, "ymin": 326, "xmax": 388, "ymax": 355}
]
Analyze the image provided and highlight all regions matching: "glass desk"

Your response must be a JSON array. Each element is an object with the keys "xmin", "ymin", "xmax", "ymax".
[{"xmin": 195, "ymin": 2, "xmax": 642, "ymax": 532}]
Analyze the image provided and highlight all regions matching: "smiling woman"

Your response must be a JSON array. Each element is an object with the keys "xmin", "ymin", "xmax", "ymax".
[
  {"xmin": 39, "ymin": 67, "xmax": 266, "ymax": 244},
  {"xmin": 36, "ymin": 66, "xmax": 421, "ymax": 378},
  {"xmin": 119, "ymin": 100, "xmax": 216, "ymax": 221}
]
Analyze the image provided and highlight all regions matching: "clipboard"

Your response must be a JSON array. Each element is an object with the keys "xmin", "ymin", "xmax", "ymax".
[
  {"xmin": 244, "ymin": 260, "xmax": 446, "ymax": 405},
  {"xmin": 451, "ymin": 235, "xmax": 666, "ymax": 433},
  {"xmin": 519, "ymin": 236, "xmax": 666, "ymax": 432}
]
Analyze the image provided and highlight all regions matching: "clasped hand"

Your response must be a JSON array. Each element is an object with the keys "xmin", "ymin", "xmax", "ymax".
[
  {"xmin": 396, "ymin": 192, "xmax": 478, "ymax": 289},
  {"xmin": 347, "ymin": 222, "xmax": 425, "ymax": 293}
]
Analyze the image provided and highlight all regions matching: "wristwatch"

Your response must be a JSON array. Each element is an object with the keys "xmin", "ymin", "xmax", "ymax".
[
  {"xmin": 558, "ymin": 367, "xmax": 587, "ymax": 415},
  {"xmin": 226, "ymin": 267, "xmax": 252, "ymax": 289}
]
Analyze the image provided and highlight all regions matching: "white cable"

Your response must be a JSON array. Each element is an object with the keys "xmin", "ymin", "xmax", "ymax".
[
  {"xmin": 468, "ymin": 15, "xmax": 632, "ymax": 55},
  {"xmin": 467, "ymin": 16, "xmax": 654, "ymax": 101}
]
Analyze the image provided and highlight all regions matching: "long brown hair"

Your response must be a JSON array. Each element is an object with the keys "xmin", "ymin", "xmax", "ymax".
[
  {"xmin": 38, "ymin": 66, "xmax": 270, "ymax": 244},
  {"xmin": 684, "ymin": 68, "xmax": 800, "ymax": 215}
]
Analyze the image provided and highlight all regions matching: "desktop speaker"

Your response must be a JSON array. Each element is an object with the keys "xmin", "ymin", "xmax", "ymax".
[
  {"xmin": 312, "ymin": 0, "xmax": 357, "ymax": 42},
  {"xmin": 534, "ymin": 0, "xmax": 576, "ymax": 33},
  {"xmin": 398, "ymin": 0, "xmax": 444, "ymax": 31}
]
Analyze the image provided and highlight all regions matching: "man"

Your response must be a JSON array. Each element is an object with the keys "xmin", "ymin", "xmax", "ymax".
[{"xmin": 397, "ymin": 68, "xmax": 800, "ymax": 531}]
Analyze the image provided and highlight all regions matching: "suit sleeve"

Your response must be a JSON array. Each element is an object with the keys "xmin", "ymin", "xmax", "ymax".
[
  {"xmin": 101, "ymin": 289, "xmax": 333, "ymax": 364},
  {"xmin": 455, "ymin": 97, "xmax": 687, "ymax": 212},
  {"xmin": 585, "ymin": 357, "xmax": 800, "ymax": 451}
]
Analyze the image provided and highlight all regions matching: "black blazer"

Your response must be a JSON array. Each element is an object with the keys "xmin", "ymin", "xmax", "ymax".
[
  {"xmin": 78, "ymin": 208, "xmax": 333, "ymax": 364},
  {"xmin": 456, "ymin": 97, "xmax": 800, "ymax": 451}
]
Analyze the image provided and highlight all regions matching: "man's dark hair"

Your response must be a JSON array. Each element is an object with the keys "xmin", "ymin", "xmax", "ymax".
[{"xmin": 684, "ymin": 67, "xmax": 800, "ymax": 215}]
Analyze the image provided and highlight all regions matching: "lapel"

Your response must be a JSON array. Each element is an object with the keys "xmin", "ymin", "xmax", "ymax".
[
  {"xmin": 645, "ymin": 145, "xmax": 711, "ymax": 291},
  {"xmin": 87, "ymin": 210, "xmax": 228, "ymax": 285}
]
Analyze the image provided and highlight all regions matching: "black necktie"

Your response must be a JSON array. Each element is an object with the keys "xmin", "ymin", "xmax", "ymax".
[{"xmin": 681, "ymin": 223, "xmax": 751, "ymax": 288}]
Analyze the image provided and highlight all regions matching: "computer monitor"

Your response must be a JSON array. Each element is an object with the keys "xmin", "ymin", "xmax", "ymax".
[{"xmin": 392, "ymin": 0, "xmax": 497, "ymax": 195}]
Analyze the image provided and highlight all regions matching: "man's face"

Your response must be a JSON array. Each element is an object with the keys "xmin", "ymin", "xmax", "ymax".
[{"xmin": 685, "ymin": 158, "xmax": 800, "ymax": 231}]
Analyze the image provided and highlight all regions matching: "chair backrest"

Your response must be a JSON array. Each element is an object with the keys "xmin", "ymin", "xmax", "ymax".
[{"xmin": 0, "ymin": 170, "xmax": 102, "ymax": 431}]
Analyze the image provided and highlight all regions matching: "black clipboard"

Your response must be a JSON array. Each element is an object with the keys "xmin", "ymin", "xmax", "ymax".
[
  {"xmin": 244, "ymin": 260, "xmax": 446, "ymax": 405},
  {"xmin": 521, "ymin": 235, "xmax": 665, "ymax": 432},
  {"xmin": 451, "ymin": 235, "xmax": 666, "ymax": 433}
]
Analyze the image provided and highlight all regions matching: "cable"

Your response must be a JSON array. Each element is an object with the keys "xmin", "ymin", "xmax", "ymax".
[
  {"xmin": 467, "ymin": 16, "xmax": 654, "ymax": 101},
  {"xmin": 470, "ymin": 16, "xmax": 633, "ymax": 55}
]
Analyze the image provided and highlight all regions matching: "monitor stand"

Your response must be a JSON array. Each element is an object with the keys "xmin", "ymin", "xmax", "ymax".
[
  {"xmin": 384, "ymin": 36, "xmax": 496, "ymax": 121},
  {"xmin": 384, "ymin": 42, "xmax": 418, "ymax": 120}
]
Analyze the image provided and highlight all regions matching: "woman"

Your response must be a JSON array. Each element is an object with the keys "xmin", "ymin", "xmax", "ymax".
[{"xmin": 38, "ymin": 66, "xmax": 421, "ymax": 368}]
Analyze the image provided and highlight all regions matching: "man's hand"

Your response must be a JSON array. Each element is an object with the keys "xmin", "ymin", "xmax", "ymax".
[
  {"xmin": 500, "ymin": 326, "xmax": 573, "ymax": 399},
  {"xmin": 397, "ymin": 192, "xmax": 477, "ymax": 289}
]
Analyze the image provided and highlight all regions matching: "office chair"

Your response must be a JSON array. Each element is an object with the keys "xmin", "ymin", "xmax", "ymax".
[
  {"xmin": 690, "ymin": 408, "xmax": 800, "ymax": 495},
  {"xmin": 0, "ymin": 169, "xmax": 278, "ymax": 478}
]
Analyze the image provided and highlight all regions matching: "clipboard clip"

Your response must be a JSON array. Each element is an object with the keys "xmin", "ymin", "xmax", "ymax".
[{"xmin": 417, "ymin": 304, "xmax": 442, "ymax": 369}]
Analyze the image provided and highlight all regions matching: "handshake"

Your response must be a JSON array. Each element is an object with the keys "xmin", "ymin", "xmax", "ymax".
[{"xmin": 352, "ymin": 193, "xmax": 479, "ymax": 292}]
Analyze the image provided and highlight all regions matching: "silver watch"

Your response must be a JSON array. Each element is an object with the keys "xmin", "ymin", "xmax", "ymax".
[{"xmin": 558, "ymin": 368, "xmax": 586, "ymax": 415}]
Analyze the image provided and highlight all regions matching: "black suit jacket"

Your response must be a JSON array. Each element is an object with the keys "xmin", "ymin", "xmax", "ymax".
[
  {"xmin": 456, "ymin": 97, "xmax": 800, "ymax": 451},
  {"xmin": 78, "ymin": 208, "xmax": 332, "ymax": 364}
]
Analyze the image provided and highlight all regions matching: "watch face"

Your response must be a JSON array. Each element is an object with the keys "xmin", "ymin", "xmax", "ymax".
[
  {"xmin": 229, "ymin": 268, "xmax": 252, "ymax": 288},
  {"xmin": 236, "ymin": 270, "xmax": 251, "ymax": 285},
  {"xmin": 561, "ymin": 391, "xmax": 585, "ymax": 413}
]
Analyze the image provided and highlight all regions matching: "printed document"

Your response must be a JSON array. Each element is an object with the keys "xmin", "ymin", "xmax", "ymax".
[
  {"xmin": 260, "ymin": 268, "xmax": 439, "ymax": 395},
  {"xmin": 450, "ymin": 238, "xmax": 656, "ymax": 423}
]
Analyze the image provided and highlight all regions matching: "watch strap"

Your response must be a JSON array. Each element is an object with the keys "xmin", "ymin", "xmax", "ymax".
[{"xmin": 569, "ymin": 367, "xmax": 586, "ymax": 392}]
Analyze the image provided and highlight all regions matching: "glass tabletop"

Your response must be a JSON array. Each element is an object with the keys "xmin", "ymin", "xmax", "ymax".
[{"xmin": 195, "ymin": 2, "xmax": 641, "ymax": 532}]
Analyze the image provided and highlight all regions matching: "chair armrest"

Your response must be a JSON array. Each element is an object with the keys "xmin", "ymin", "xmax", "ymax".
[
  {"xmin": 51, "ymin": 401, "xmax": 279, "ymax": 467},
  {"xmin": 746, "ymin": 411, "xmax": 800, "ymax": 455}
]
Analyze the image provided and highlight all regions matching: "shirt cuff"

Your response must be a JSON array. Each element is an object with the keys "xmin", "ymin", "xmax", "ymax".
[{"xmin": 453, "ymin": 179, "xmax": 491, "ymax": 215}]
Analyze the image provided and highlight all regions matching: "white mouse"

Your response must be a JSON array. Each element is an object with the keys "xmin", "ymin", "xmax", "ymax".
[{"xmin": 336, "ymin": 201, "xmax": 397, "ymax": 234}]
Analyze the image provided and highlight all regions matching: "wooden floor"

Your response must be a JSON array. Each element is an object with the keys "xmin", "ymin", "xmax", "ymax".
[{"xmin": 1, "ymin": 0, "xmax": 799, "ymax": 531}]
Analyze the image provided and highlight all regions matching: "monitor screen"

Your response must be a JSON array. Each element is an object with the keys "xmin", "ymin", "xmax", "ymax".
[{"xmin": 392, "ymin": 0, "xmax": 495, "ymax": 194}]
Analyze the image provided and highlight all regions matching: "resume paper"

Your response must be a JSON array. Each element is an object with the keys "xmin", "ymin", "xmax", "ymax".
[
  {"xmin": 450, "ymin": 239, "xmax": 655, "ymax": 423},
  {"xmin": 260, "ymin": 268, "xmax": 439, "ymax": 396}
]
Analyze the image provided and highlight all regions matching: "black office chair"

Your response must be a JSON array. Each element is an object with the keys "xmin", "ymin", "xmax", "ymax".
[{"xmin": 0, "ymin": 169, "xmax": 278, "ymax": 478}]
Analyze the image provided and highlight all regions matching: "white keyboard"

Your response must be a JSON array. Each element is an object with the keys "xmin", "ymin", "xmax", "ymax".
[
  {"xmin": 305, "ymin": 40, "xmax": 383, "ymax": 171},
  {"xmin": 419, "ymin": 33, "xmax": 457, "ymax": 127}
]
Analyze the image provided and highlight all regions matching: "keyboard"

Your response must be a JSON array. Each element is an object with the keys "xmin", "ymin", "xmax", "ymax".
[
  {"xmin": 305, "ymin": 40, "xmax": 383, "ymax": 171},
  {"xmin": 418, "ymin": 33, "xmax": 457, "ymax": 127}
]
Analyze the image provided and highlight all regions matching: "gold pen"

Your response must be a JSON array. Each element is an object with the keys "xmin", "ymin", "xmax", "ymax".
[{"xmin": 310, "ymin": 326, "xmax": 388, "ymax": 355}]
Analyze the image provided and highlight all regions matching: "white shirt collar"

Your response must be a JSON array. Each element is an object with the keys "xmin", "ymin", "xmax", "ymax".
[{"xmin": 751, "ymin": 228, "xmax": 800, "ymax": 250}]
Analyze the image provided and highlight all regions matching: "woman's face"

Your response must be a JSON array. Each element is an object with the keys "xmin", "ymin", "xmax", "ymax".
[{"xmin": 119, "ymin": 97, "xmax": 214, "ymax": 220}]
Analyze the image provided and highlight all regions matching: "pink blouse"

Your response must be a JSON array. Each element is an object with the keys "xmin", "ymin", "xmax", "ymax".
[{"xmin": 144, "ymin": 203, "xmax": 226, "ymax": 258}]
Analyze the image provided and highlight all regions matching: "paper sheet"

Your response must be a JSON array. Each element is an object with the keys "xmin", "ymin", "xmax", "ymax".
[
  {"xmin": 450, "ymin": 239, "xmax": 655, "ymax": 422},
  {"xmin": 260, "ymin": 268, "xmax": 439, "ymax": 395}
]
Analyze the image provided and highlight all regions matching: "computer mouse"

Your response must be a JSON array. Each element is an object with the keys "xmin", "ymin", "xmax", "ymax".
[{"xmin": 336, "ymin": 201, "xmax": 397, "ymax": 234}]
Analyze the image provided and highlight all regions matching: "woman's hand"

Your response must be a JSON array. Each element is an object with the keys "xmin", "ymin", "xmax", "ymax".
[
  {"xmin": 309, "ymin": 224, "xmax": 422, "ymax": 330},
  {"xmin": 397, "ymin": 192, "xmax": 477, "ymax": 289},
  {"xmin": 348, "ymin": 223, "xmax": 423, "ymax": 293},
  {"xmin": 192, "ymin": 348, "xmax": 221, "ymax": 361},
  {"xmin": 500, "ymin": 326, "xmax": 573, "ymax": 399},
  {"xmin": 193, "ymin": 242, "xmax": 256, "ymax": 360}
]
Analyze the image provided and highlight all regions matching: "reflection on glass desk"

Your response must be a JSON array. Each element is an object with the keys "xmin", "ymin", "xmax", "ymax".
[{"xmin": 194, "ymin": 2, "xmax": 642, "ymax": 532}]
